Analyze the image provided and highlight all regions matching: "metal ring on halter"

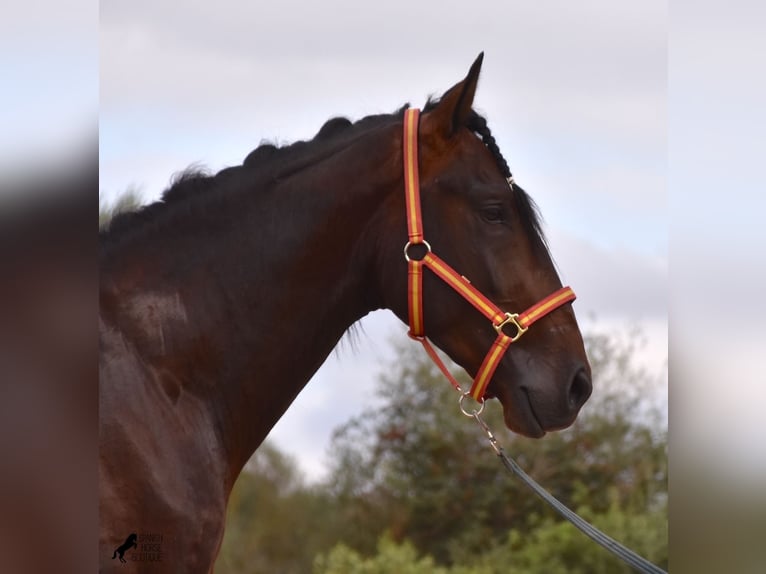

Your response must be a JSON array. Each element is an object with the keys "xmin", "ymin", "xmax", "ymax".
[
  {"xmin": 403, "ymin": 240, "xmax": 432, "ymax": 262},
  {"xmin": 459, "ymin": 391, "xmax": 485, "ymax": 417}
]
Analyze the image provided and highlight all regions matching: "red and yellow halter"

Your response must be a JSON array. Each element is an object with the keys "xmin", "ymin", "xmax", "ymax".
[{"xmin": 402, "ymin": 108, "xmax": 576, "ymax": 404}]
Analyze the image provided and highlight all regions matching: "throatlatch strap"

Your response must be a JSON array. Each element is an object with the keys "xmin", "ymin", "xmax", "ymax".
[{"xmin": 413, "ymin": 336, "xmax": 464, "ymax": 392}]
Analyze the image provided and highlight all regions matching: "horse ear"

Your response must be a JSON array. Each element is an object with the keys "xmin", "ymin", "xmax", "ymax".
[{"xmin": 422, "ymin": 52, "xmax": 484, "ymax": 139}]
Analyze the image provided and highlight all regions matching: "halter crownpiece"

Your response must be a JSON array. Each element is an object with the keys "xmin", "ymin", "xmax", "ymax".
[{"xmin": 402, "ymin": 107, "xmax": 576, "ymax": 403}]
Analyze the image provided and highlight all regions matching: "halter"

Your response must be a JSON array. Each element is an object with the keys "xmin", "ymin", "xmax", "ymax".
[{"xmin": 402, "ymin": 108, "xmax": 576, "ymax": 405}]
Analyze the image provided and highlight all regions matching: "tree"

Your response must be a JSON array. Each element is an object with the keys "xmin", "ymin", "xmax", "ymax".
[
  {"xmin": 324, "ymin": 328, "xmax": 667, "ymax": 569},
  {"xmin": 215, "ymin": 327, "xmax": 668, "ymax": 572},
  {"xmin": 215, "ymin": 442, "xmax": 337, "ymax": 574},
  {"xmin": 314, "ymin": 535, "xmax": 451, "ymax": 574}
]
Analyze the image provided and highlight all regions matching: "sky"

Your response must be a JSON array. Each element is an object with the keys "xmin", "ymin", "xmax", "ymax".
[
  {"xmin": 668, "ymin": 1, "xmax": 766, "ymax": 489},
  {"xmin": 0, "ymin": 0, "xmax": 96, "ymax": 175},
  {"xmin": 99, "ymin": 1, "xmax": 669, "ymax": 480}
]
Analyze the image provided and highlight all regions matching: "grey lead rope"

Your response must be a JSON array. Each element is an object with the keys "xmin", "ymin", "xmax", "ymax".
[{"xmin": 470, "ymin": 412, "xmax": 668, "ymax": 574}]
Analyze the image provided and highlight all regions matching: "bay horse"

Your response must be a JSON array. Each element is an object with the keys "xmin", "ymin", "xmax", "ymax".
[{"xmin": 99, "ymin": 54, "xmax": 592, "ymax": 572}]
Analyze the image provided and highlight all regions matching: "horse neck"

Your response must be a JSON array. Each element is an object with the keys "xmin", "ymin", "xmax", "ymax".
[{"xmin": 101, "ymin": 125, "xmax": 402, "ymax": 485}]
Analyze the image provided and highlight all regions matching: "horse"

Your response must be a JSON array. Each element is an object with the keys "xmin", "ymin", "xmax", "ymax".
[
  {"xmin": 99, "ymin": 53, "xmax": 592, "ymax": 573},
  {"xmin": 112, "ymin": 533, "xmax": 138, "ymax": 563}
]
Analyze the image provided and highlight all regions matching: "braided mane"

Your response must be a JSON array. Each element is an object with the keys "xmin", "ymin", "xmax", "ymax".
[{"xmin": 101, "ymin": 102, "xmax": 543, "ymax": 250}]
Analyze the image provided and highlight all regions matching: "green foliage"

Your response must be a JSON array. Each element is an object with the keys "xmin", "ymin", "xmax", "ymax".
[
  {"xmin": 215, "ymin": 443, "xmax": 337, "ymax": 574},
  {"xmin": 314, "ymin": 535, "xmax": 448, "ymax": 574},
  {"xmin": 324, "ymin": 329, "xmax": 667, "ymax": 568},
  {"xmin": 215, "ymin": 328, "xmax": 668, "ymax": 573},
  {"xmin": 474, "ymin": 494, "xmax": 667, "ymax": 574},
  {"xmin": 314, "ymin": 499, "xmax": 667, "ymax": 574}
]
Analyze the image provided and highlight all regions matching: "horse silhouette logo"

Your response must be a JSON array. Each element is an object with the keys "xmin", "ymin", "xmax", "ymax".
[{"xmin": 112, "ymin": 533, "xmax": 138, "ymax": 563}]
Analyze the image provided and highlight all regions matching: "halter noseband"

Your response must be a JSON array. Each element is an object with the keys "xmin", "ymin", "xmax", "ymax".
[{"xmin": 402, "ymin": 107, "xmax": 576, "ymax": 404}]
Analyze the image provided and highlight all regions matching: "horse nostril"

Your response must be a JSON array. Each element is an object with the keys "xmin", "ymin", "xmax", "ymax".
[{"xmin": 568, "ymin": 368, "xmax": 592, "ymax": 410}]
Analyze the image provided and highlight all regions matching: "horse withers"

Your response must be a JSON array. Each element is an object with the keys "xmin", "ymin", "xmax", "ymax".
[{"xmin": 99, "ymin": 53, "xmax": 591, "ymax": 572}]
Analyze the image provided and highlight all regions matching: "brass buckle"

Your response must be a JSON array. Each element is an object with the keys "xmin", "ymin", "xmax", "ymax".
[{"xmin": 493, "ymin": 312, "xmax": 528, "ymax": 342}]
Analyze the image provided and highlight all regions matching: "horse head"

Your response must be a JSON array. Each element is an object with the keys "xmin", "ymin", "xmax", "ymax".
[{"xmin": 378, "ymin": 54, "xmax": 592, "ymax": 437}]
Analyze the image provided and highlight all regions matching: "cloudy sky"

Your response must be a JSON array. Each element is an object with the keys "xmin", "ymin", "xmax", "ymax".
[
  {"xmin": 0, "ymin": 0, "xmax": 95, "ymax": 174},
  {"xmin": 100, "ymin": 1, "xmax": 668, "ymax": 480}
]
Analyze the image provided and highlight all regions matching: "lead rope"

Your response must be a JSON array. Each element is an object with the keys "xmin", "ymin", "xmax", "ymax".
[
  {"xmin": 461, "ymin": 403, "xmax": 667, "ymax": 574},
  {"xmin": 402, "ymin": 106, "xmax": 665, "ymax": 572}
]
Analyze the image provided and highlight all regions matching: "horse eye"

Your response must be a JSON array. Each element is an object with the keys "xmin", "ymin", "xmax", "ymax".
[{"xmin": 481, "ymin": 205, "xmax": 506, "ymax": 223}]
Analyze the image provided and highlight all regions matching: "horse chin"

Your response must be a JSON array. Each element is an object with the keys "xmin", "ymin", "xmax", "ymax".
[
  {"xmin": 493, "ymin": 383, "xmax": 546, "ymax": 439},
  {"xmin": 505, "ymin": 406, "xmax": 547, "ymax": 439}
]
